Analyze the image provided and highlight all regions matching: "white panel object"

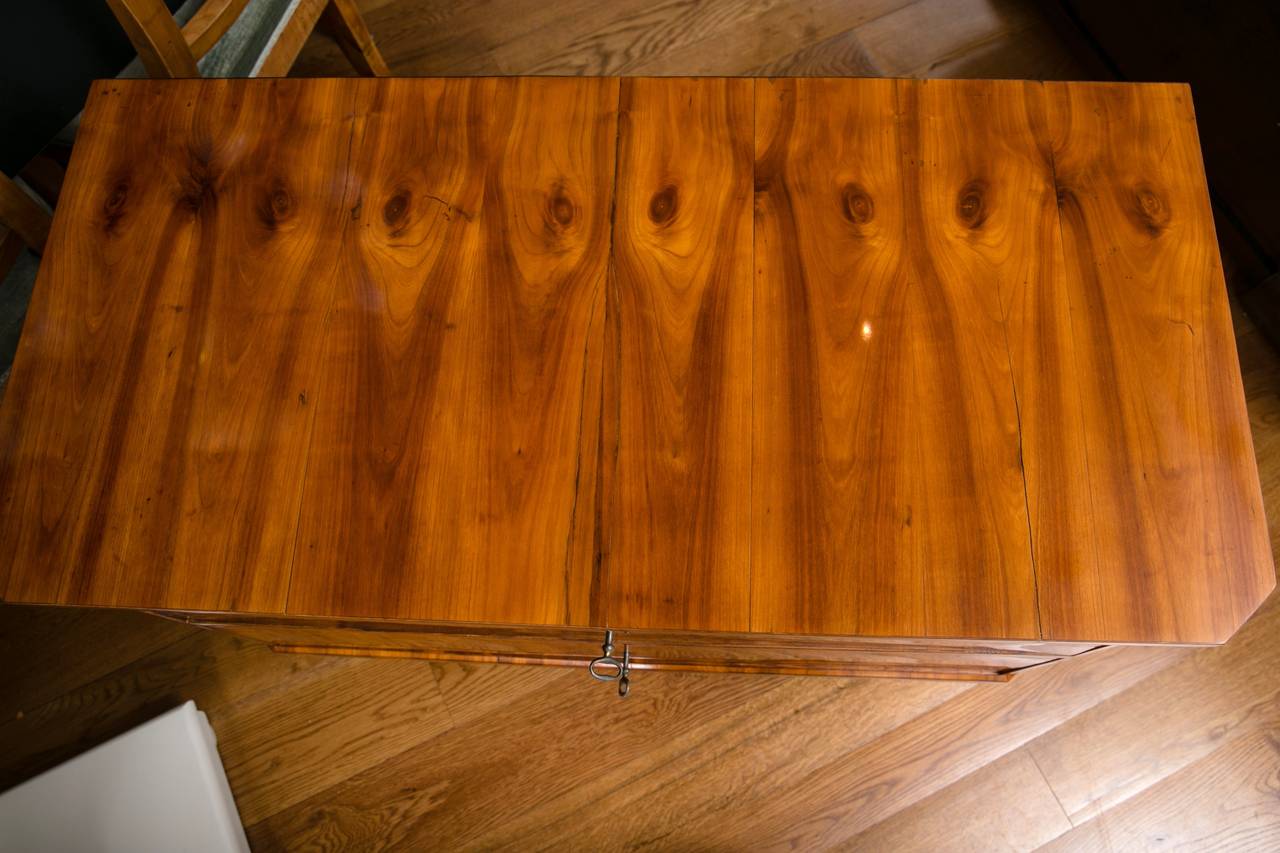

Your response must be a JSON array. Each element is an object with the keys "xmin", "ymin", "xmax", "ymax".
[{"xmin": 0, "ymin": 701, "xmax": 248, "ymax": 852}]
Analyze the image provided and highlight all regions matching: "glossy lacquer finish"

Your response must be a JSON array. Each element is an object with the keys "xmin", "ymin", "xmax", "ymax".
[
  {"xmin": 606, "ymin": 78, "xmax": 754, "ymax": 631},
  {"xmin": 1029, "ymin": 83, "xmax": 1275, "ymax": 642},
  {"xmin": 0, "ymin": 78, "xmax": 1272, "ymax": 644},
  {"xmin": 753, "ymin": 78, "xmax": 1039, "ymax": 639},
  {"xmin": 288, "ymin": 78, "xmax": 617, "ymax": 625},
  {"xmin": 1, "ymin": 81, "xmax": 356, "ymax": 612}
]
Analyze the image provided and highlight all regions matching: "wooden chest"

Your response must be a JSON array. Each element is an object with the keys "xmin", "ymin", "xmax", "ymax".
[{"xmin": 1, "ymin": 77, "xmax": 1272, "ymax": 693}]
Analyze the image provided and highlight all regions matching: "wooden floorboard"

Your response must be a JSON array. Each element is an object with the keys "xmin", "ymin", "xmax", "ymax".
[
  {"xmin": 1038, "ymin": 728, "xmax": 1280, "ymax": 852},
  {"xmin": 1026, "ymin": 595, "xmax": 1280, "ymax": 825},
  {"xmin": 842, "ymin": 749, "xmax": 1074, "ymax": 852},
  {"xmin": 2, "ymin": 0, "xmax": 1279, "ymax": 849}
]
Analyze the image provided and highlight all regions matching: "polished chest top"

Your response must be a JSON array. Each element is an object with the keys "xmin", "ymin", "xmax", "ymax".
[{"xmin": 0, "ymin": 77, "xmax": 1272, "ymax": 644}]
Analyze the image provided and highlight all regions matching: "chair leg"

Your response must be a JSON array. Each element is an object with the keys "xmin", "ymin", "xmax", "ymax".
[
  {"xmin": 320, "ymin": 0, "xmax": 391, "ymax": 76},
  {"xmin": 0, "ymin": 227, "xmax": 25, "ymax": 284},
  {"xmin": 19, "ymin": 151, "xmax": 66, "ymax": 210},
  {"xmin": 0, "ymin": 173, "xmax": 52, "ymax": 254}
]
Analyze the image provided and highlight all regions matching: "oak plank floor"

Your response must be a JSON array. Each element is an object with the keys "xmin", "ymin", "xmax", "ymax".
[{"xmin": 2, "ymin": 0, "xmax": 1278, "ymax": 849}]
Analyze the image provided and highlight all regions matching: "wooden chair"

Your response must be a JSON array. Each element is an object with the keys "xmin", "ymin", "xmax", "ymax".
[
  {"xmin": 0, "ymin": 150, "xmax": 59, "ymax": 271},
  {"xmin": 0, "ymin": 176, "xmax": 50, "ymax": 259},
  {"xmin": 0, "ymin": 172, "xmax": 52, "ymax": 395},
  {"xmin": 105, "ymin": 0, "xmax": 389, "ymax": 79}
]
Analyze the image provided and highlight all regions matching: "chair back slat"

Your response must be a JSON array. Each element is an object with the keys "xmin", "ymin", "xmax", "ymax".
[
  {"xmin": 104, "ymin": 0, "xmax": 389, "ymax": 79},
  {"xmin": 181, "ymin": 0, "xmax": 253, "ymax": 59},
  {"xmin": 104, "ymin": 0, "xmax": 201, "ymax": 78}
]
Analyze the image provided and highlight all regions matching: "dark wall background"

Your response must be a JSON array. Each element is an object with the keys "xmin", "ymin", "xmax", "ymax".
[
  {"xmin": 0, "ymin": 0, "xmax": 182, "ymax": 174},
  {"xmin": 1057, "ymin": 1, "xmax": 1280, "ymax": 298}
]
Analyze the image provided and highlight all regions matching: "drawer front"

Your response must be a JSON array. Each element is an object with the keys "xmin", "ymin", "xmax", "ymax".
[
  {"xmin": 619, "ymin": 631, "xmax": 1096, "ymax": 680},
  {"xmin": 172, "ymin": 615, "xmax": 608, "ymax": 665},
  {"xmin": 621, "ymin": 638, "xmax": 1078, "ymax": 679},
  {"xmin": 162, "ymin": 612, "xmax": 1098, "ymax": 683}
]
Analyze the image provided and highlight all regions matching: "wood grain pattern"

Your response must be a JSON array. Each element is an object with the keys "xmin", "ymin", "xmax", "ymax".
[
  {"xmin": 104, "ymin": 0, "xmax": 201, "ymax": 78},
  {"xmin": 287, "ymin": 78, "xmax": 618, "ymax": 625},
  {"xmin": 110, "ymin": 0, "xmax": 387, "ymax": 80},
  {"xmin": 468, "ymin": 673, "xmax": 969, "ymax": 852},
  {"xmin": 1, "ymin": 597, "xmax": 1271, "ymax": 848},
  {"xmin": 288, "ymin": 0, "xmax": 1086, "ymax": 80},
  {"xmin": 319, "ymin": 0, "xmax": 393, "ymax": 77},
  {"xmin": 212, "ymin": 655, "xmax": 451, "ymax": 825},
  {"xmin": 901, "ymin": 78, "xmax": 1048, "ymax": 636},
  {"xmin": 716, "ymin": 644, "xmax": 1183, "ymax": 850},
  {"xmin": 604, "ymin": 77, "xmax": 753, "ymax": 631},
  {"xmin": 3, "ymin": 8, "xmax": 1279, "ymax": 842},
  {"xmin": 181, "ymin": 0, "xmax": 253, "ymax": 59},
  {"xmin": 1, "ymin": 80, "xmax": 357, "ymax": 611},
  {"xmin": 1038, "ymin": 726, "xmax": 1280, "ymax": 853},
  {"xmin": 627, "ymin": 0, "xmax": 912, "ymax": 76},
  {"xmin": 1029, "ymin": 82, "xmax": 1275, "ymax": 642},
  {"xmin": 1026, "ymin": 591, "xmax": 1280, "ymax": 823},
  {"xmin": 268, "ymin": 644, "xmax": 1018, "ymax": 680},
  {"xmin": 242, "ymin": 640, "xmax": 1176, "ymax": 850},
  {"xmin": 245, "ymin": 664, "xmax": 795, "ymax": 850},
  {"xmin": 1, "ymin": 77, "xmax": 1271, "ymax": 649},
  {"xmin": 175, "ymin": 611, "xmax": 1074, "ymax": 679},
  {"xmin": 178, "ymin": 615, "xmax": 613, "ymax": 658},
  {"xmin": 845, "ymin": 748, "xmax": 1074, "ymax": 851},
  {"xmin": 751, "ymin": 78, "xmax": 1038, "ymax": 639},
  {"xmin": 254, "ymin": 0, "xmax": 330, "ymax": 78}
]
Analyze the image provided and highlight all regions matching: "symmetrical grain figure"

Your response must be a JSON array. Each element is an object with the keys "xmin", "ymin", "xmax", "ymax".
[
  {"xmin": 1, "ymin": 80, "xmax": 357, "ymax": 611},
  {"xmin": 753, "ymin": 78, "xmax": 919, "ymax": 637},
  {"xmin": 0, "ymin": 78, "xmax": 1271, "ymax": 649},
  {"xmin": 607, "ymin": 78, "xmax": 753, "ymax": 631},
  {"xmin": 752, "ymin": 79, "xmax": 1037, "ymax": 638},
  {"xmin": 290, "ymin": 78, "xmax": 618, "ymax": 624},
  {"xmin": 1032, "ymin": 83, "xmax": 1273, "ymax": 642},
  {"xmin": 899, "ymin": 79, "xmax": 1045, "ymax": 638}
]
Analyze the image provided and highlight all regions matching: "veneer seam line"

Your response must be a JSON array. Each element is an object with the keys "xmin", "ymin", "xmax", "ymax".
[
  {"xmin": 1003, "ymin": 80, "xmax": 1045, "ymax": 640},
  {"xmin": 747, "ymin": 76, "xmax": 757, "ymax": 635},
  {"xmin": 1013, "ymin": 79, "xmax": 1060, "ymax": 641},
  {"xmin": 596, "ymin": 77, "xmax": 627, "ymax": 629},
  {"xmin": 892, "ymin": 78, "xmax": 930, "ymax": 636},
  {"xmin": 559, "ymin": 79, "xmax": 620, "ymax": 624},
  {"xmin": 1040, "ymin": 80, "xmax": 1103, "ymax": 643},
  {"xmin": 562, "ymin": 280, "xmax": 603, "ymax": 625}
]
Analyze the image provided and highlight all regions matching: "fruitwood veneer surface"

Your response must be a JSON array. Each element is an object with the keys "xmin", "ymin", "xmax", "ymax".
[{"xmin": 0, "ymin": 77, "xmax": 1271, "ymax": 644}]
